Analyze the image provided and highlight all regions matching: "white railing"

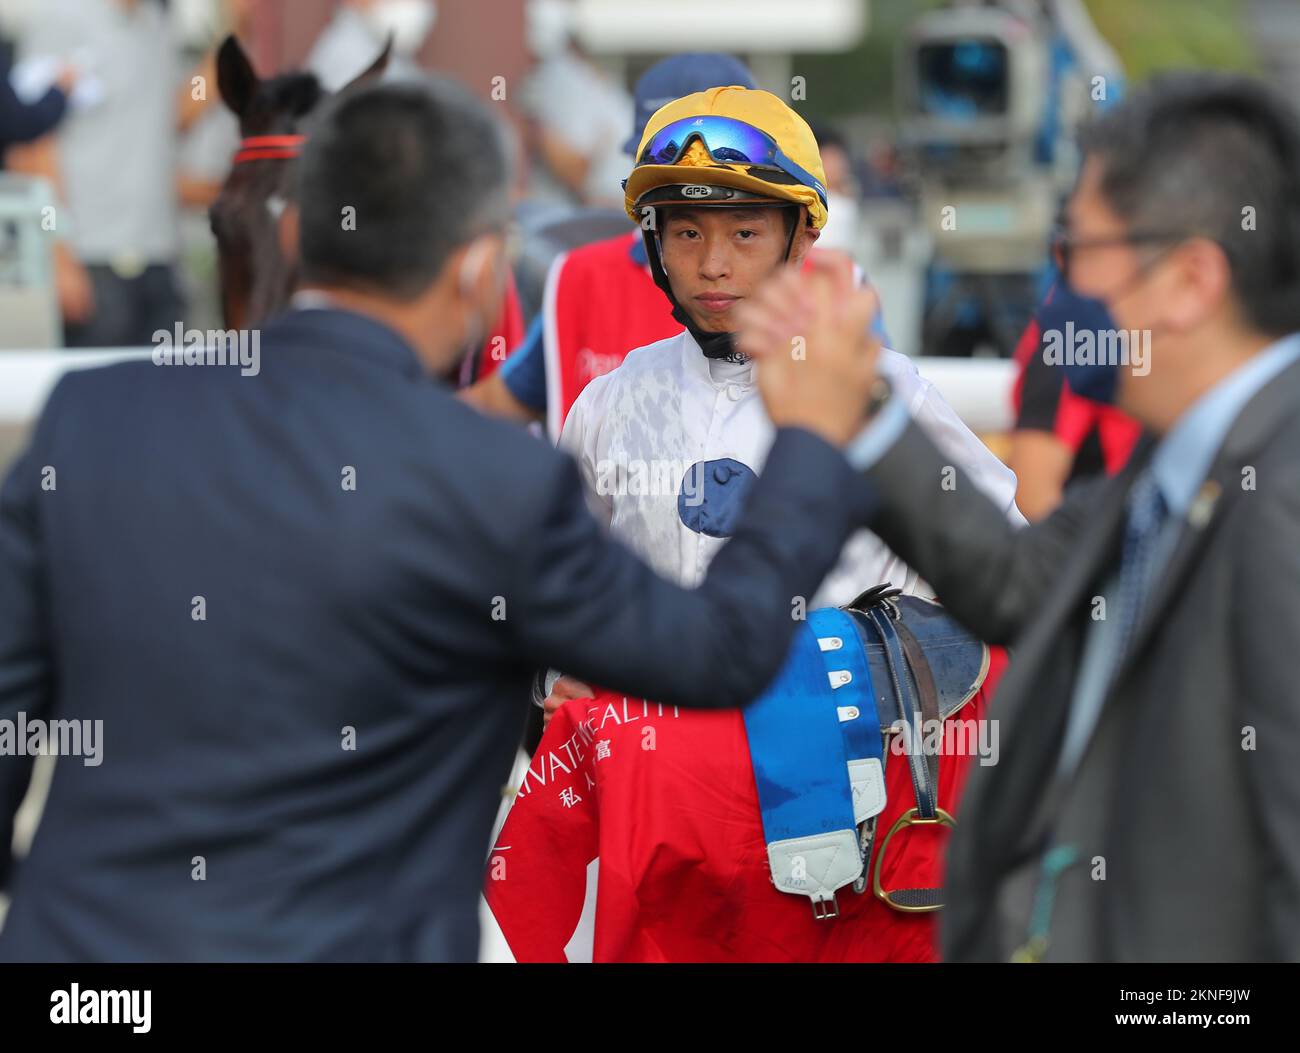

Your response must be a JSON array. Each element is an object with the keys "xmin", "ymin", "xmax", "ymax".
[
  {"xmin": 0, "ymin": 350, "xmax": 153, "ymax": 424},
  {"xmin": 0, "ymin": 349, "xmax": 1017, "ymax": 433}
]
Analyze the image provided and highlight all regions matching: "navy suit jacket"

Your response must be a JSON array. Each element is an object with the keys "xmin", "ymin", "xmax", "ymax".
[{"xmin": 0, "ymin": 307, "xmax": 861, "ymax": 961}]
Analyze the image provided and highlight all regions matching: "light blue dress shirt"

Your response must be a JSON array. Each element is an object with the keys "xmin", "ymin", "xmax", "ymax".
[{"xmin": 1057, "ymin": 331, "xmax": 1300, "ymax": 774}]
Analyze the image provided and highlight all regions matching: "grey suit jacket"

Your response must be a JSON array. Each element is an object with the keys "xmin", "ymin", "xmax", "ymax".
[{"xmin": 861, "ymin": 357, "xmax": 1300, "ymax": 962}]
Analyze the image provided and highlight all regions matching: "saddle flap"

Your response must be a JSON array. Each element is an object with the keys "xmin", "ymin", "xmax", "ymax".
[{"xmin": 848, "ymin": 756, "xmax": 886, "ymax": 825}]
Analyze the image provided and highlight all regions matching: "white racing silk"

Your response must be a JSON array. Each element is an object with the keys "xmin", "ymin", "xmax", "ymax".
[{"xmin": 560, "ymin": 329, "xmax": 1025, "ymax": 605}]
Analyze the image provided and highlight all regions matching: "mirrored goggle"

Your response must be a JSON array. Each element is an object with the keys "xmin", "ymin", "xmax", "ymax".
[{"xmin": 636, "ymin": 115, "xmax": 827, "ymax": 207}]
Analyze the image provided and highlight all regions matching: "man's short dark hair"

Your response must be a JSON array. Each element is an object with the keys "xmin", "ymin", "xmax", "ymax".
[
  {"xmin": 298, "ymin": 77, "xmax": 511, "ymax": 299},
  {"xmin": 1078, "ymin": 72, "xmax": 1300, "ymax": 336}
]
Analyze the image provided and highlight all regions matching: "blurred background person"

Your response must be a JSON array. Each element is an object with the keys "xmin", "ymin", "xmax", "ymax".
[
  {"xmin": 305, "ymin": 0, "xmax": 438, "ymax": 89},
  {"xmin": 805, "ymin": 120, "xmax": 864, "ymax": 253},
  {"xmin": 1007, "ymin": 280, "xmax": 1141, "ymax": 519},
  {"xmin": 519, "ymin": 0, "xmax": 631, "ymax": 212},
  {"xmin": 175, "ymin": 0, "xmax": 258, "ymax": 212},
  {"xmin": 0, "ymin": 31, "xmax": 75, "ymax": 165},
  {"xmin": 6, "ymin": 0, "xmax": 224, "ymax": 346}
]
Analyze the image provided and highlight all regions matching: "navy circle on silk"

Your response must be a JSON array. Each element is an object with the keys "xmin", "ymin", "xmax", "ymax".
[{"xmin": 678, "ymin": 457, "xmax": 758, "ymax": 538}]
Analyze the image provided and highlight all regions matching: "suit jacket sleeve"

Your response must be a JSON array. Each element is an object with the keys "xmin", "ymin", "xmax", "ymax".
[
  {"xmin": 0, "ymin": 376, "xmax": 66, "ymax": 888},
  {"xmin": 881, "ymin": 349, "xmax": 1024, "ymax": 524},
  {"xmin": 861, "ymin": 417, "xmax": 1105, "ymax": 644},
  {"xmin": 1235, "ymin": 453, "xmax": 1300, "ymax": 959},
  {"xmin": 509, "ymin": 426, "xmax": 863, "ymax": 709}
]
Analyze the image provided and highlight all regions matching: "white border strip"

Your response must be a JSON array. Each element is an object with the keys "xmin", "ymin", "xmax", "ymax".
[
  {"xmin": 0, "ymin": 348, "xmax": 1016, "ymax": 434},
  {"xmin": 0, "ymin": 350, "xmax": 153, "ymax": 424}
]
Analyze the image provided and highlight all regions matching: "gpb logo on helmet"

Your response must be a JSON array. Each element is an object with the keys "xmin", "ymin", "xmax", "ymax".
[{"xmin": 681, "ymin": 185, "xmax": 713, "ymax": 199}]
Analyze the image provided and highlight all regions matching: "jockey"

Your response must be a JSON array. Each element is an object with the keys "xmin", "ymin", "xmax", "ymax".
[
  {"xmin": 486, "ymin": 87, "xmax": 1027, "ymax": 963},
  {"xmin": 461, "ymin": 52, "xmax": 764, "ymax": 433},
  {"xmin": 462, "ymin": 53, "xmax": 891, "ymax": 436},
  {"xmin": 558, "ymin": 85, "xmax": 1023, "ymax": 616},
  {"xmin": 490, "ymin": 87, "xmax": 1027, "ymax": 962}
]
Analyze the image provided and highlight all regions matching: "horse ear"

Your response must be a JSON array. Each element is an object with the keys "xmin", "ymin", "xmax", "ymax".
[
  {"xmin": 340, "ymin": 36, "xmax": 393, "ymax": 94},
  {"xmin": 216, "ymin": 34, "xmax": 259, "ymax": 118}
]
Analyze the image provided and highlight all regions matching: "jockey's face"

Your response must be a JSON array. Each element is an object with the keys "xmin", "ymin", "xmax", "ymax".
[{"xmin": 660, "ymin": 206, "xmax": 818, "ymax": 333}]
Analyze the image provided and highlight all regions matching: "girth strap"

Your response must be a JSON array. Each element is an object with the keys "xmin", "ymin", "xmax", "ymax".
[
  {"xmin": 743, "ymin": 621, "xmax": 861, "ymax": 917},
  {"xmin": 808, "ymin": 609, "xmax": 886, "ymax": 826},
  {"xmin": 862, "ymin": 602, "xmax": 950, "ymax": 912},
  {"xmin": 743, "ymin": 611, "xmax": 886, "ymax": 918}
]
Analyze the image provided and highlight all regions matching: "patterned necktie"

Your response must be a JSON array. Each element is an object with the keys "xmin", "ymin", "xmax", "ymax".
[{"xmin": 1112, "ymin": 471, "xmax": 1170, "ymax": 671}]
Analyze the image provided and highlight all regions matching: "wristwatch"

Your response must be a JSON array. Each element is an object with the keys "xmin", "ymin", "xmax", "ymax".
[{"xmin": 531, "ymin": 668, "xmax": 562, "ymax": 708}]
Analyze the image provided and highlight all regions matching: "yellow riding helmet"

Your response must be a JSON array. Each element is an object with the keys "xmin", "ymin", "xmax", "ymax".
[{"xmin": 623, "ymin": 86, "xmax": 829, "ymax": 231}]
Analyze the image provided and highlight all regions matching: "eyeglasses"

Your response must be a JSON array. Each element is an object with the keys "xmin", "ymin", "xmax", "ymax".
[
  {"xmin": 1050, "ymin": 225, "xmax": 1188, "ymax": 286},
  {"xmin": 635, "ymin": 115, "xmax": 827, "ymax": 208}
]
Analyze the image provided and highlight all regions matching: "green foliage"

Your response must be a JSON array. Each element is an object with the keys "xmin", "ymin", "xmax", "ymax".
[{"xmin": 1086, "ymin": 0, "xmax": 1261, "ymax": 80}]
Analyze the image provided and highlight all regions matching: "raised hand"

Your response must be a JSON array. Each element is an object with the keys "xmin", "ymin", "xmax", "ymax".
[{"xmin": 734, "ymin": 250, "xmax": 883, "ymax": 448}]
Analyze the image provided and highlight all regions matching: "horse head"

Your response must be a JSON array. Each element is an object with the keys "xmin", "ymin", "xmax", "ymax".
[{"xmin": 210, "ymin": 35, "xmax": 391, "ymax": 330}]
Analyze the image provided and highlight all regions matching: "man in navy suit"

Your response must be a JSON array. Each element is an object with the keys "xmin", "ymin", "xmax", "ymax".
[{"xmin": 0, "ymin": 78, "xmax": 881, "ymax": 960}]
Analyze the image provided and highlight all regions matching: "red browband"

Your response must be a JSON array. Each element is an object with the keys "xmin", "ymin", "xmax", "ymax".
[{"xmin": 232, "ymin": 134, "xmax": 307, "ymax": 165}]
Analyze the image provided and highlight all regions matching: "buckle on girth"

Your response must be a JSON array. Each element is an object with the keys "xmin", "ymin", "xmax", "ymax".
[{"xmin": 811, "ymin": 891, "xmax": 839, "ymax": 921}]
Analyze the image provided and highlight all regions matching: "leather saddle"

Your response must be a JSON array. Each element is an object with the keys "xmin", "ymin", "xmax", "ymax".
[{"xmin": 843, "ymin": 584, "xmax": 989, "ymax": 732}]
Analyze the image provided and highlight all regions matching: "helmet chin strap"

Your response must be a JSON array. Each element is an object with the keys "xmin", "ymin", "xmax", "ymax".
[{"xmin": 641, "ymin": 205, "xmax": 801, "ymax": 361}]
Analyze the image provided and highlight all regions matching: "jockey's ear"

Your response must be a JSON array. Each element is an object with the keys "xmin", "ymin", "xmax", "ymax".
[{"xmin": 216, "ymin": 35, "xmax": 258, "ymax": 120}]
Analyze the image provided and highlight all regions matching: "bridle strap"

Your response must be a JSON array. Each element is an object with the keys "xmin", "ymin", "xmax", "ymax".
[{"xmin": 232, "ymin": 135, "xmax": 307, "ymax": 165}]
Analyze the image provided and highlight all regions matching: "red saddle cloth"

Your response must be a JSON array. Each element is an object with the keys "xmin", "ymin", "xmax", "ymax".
[{"xmin": 486, "ymin": 649, "xmax": 1007, "ymax": 962}]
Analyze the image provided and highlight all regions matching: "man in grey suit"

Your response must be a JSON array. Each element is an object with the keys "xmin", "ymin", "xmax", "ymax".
[{"xmin": 739, "ymin": 72, "xmax": 1300, "ymax": 961}]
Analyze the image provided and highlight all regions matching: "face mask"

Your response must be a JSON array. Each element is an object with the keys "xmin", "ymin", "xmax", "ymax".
[
  {"xmin": 1039, "ymin": 284, "xmax": 1125, "ymax": 404},
  {"xmin": 363, "ymin": 0, "xmax": 438, "ymax": 57},
  {"xmin": 1061, "ymin": 354, "xmax": 1120, "ymax": 403}
]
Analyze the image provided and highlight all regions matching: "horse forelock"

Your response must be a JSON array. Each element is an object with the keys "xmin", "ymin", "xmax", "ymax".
[{"xmin": 239, "ymin": 71, "xmax": 327, "ymax": 137}]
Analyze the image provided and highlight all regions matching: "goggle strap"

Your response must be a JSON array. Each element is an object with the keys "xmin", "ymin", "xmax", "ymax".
[
  {"xmin": 637, "ymin": 184, "xmax": 789, "ymax": 208},
  {"xmin": 637, "ymin": 124, "xmax": 826, "ymax": 209}
]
